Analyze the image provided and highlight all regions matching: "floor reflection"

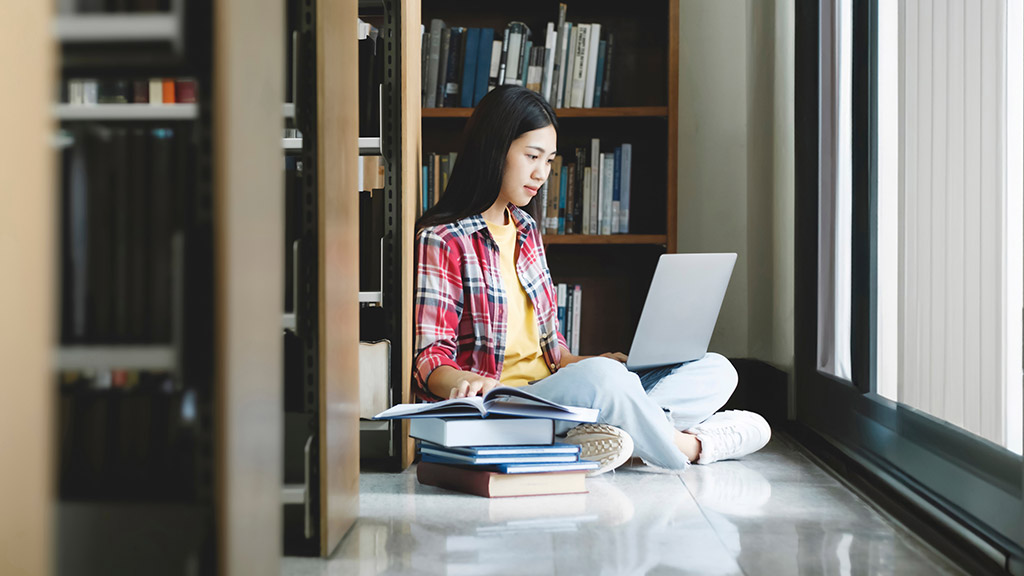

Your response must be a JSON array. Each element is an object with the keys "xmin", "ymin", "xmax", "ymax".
[{"xmin": 282, "ymin": 437, "xmax": 967, "ymax": 576}]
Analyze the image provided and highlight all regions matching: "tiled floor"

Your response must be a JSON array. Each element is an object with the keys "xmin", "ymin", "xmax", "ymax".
[{"xmin": 282, "ymin": 434, "xmax": 967, "ymax": 575}]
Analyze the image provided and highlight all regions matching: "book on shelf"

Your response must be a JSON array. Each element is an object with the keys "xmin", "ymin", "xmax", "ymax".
[
  {"xmin": 536, "ymin": 139, "xmax": 631, "ymax": 237},
  {"xmin": 373, "ymin": 385, "xmax": 598, "ymax": 422},
  {"xmin": 419, "ymin": 448, "xmax": 580, "ymax": 466},
  {"xmin": 416, "ymin": 461, "xmax": 589, "ymax": 498},
  {"xmin": 571, "ymin": 284, "xmax": 582, "ymax": 354},
  {"xmin": 409, "ymin": 416, "xmax": 556, "ymax": 447},
  {"xmin": 421, "ymin": 4, "xmax": 615, "ymax": 109}
]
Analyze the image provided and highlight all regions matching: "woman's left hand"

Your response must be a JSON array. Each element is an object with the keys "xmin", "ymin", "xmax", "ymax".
[{"xmin": 599, "ymin": 351, "xmax": 628, "ymax": 363}]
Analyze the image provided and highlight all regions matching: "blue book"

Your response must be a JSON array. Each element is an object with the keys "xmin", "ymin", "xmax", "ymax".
[
  {"xmin": 593, "ymin": 40, "xmax": 607, "ymax": 107},
  {"xmin": 484, "ymin": 460, "xmax": 600, "ymax": 474},
  {"xmin": 421, "ymin": 442, "xmax": 581, "ymax": 457},
  {"xmin": 419, "ymin": 451, "xmax": 581, "ymax": 466},
  {"xmin": 460, "ymin": 28, "xmax": 480, "ymax": 108},
  {"xmin": 474, "ymin": 28, "xmax": 494, "ymax": 105},
  {"xmin": 422, "ymin": 165, "xmax": 429, "ymax": 213}
]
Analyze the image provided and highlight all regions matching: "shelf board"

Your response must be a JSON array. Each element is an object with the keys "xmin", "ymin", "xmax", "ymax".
[
  {"xmin": 422, "ymin": 106, "xmax": 668, "ymax": 119},
  {"xmin": 281, "ymin": 484, "xmax": 305, "ymax": 505},
  {"xmin": 358, "ymin": 137, "xmax": 381, "ymax": 156},
  {"xmin": 54, "ymin": 13, "xmax": 181, "ymax": 43},
  {"xmin": 55, "ymin": 103, "xmax": 197, "ymax": 121},
  {"xmin": 56, "ymin": 345, "xmax": 176, "ymax": 370},
  {"xmin": 543, "ymin": 234, "xmax": 668, "ymax": 246},
  {"xmin": 359, "ymin": 291, "xmax": 383, "ymax": 304}
]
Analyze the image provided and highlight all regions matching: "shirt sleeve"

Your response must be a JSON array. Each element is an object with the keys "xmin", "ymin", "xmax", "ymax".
[{"xmin": 413, "ymin": 228, "xmax": 464, "ymax": 401}]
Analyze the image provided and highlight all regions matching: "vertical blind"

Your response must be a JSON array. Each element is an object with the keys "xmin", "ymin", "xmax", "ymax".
[{"xmin": 899, "ymin": 0, "xmax": 1022, "ymax": 450}]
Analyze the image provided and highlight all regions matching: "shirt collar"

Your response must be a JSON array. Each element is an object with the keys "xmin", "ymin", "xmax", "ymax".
[{"xmin": 460, "ymin": 203, "xmax": 537, "ymax": 237}]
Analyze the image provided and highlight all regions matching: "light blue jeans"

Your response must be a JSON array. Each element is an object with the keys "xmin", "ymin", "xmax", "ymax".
[{"xmin": 522, "ymin": 353, "xmax": 738, "ymax": 470}]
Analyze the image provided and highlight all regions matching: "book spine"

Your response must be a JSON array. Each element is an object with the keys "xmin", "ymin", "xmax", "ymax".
[
  {"xmin": 602, "ymin": 33, "xmax": 614, "ymax": 106},
  {"xmin": 557, "ymin": 166, "xmax": 567, "ymax": 234},
  {"xmin": 590, "ymin": 138, "xmax": 600, "ymax": 234},
  {"xmin": 474, "ymin": 28, "xmax": 495, "ymax": 106},
  {"xmin": 436, "ymin": 28, "xmax": 451, "ymax": 107},
  {"xmin": 565, "ymin": 284, "xmax": 574, "ymax": 351},
  {"xmin": 572, "ymin": 284, "xmax": 582, "ymax": 354},
  {"xmin": 554, "ymin": 22, "xmax": 571, "ymax": 108},
  {"xmin": 426, "ymin": 19, "xmax": 445, "ymax": 108},
  {"xmin": 497, "ymin": 27, "xmax": 511, "ymax": 86},
  {"xmin": 573, "ymin": 147, "xmax": 585, "ymax": 234},
  {"xmin": 593, "ymin": 40, "xmax": 607, "ymax": 107},
  {"xmin": 620, "ymin": 143, "xmax": 631, "ymax": 233},
  {"xmin": 601, "ymin": 154, "xmax": 615, "ymax": 235},
  {"xmin": 557, "ymin": 283, "xmax": 567, "ymax": 334},
  {"xmin": 460, "ymin": 28, "xmax": 479, "ymax": 108},
  {"xmin": 564, "ymin": 163, "xmax": 575, "ymax": 234},
  {"xmin": 161, "ymin": 78, "xmax": 175, "ymax": 103},
  {"xmin": 594, "ymin": 152, "xmax": 604, "ymax": 235},
  {"xmin": 148, "ymin": 78, "xmax": 163, "ymax": 105},
  {"xmin": 488, "ymin": 39, "xmax": 503, "ymax": 94},
  {"xmin": 583, "ymin": 24, "xmax": 600, "ymax": 109},
  {"xmin": 612, "ymin": 146, "xmax": 622, "ymax": 234},
  {"xmin": 569, "ymin": 24, "xmax": 589, "ymax": 108},
  {"xmin": 581, "ymin": 167, "xmax": 591, "ymax": 235},
  {"xmin": 546, "ymin": 155, "xmax": 562, "ymax": 234},
  {"xmin": 541, "ymin": 22, "xmax": 556, "ymax": 101},
  {"xmin": 504, "ymin": 25, "xmax": 521, "ymax": 86}
]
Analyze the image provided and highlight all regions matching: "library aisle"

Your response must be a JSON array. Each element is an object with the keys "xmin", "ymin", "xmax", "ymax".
[{"xmin": 281, "ymin": 435, "xmax": 966, "ymax": 575}]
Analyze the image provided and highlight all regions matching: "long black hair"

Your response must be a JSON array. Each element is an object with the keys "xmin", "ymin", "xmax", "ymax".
[{"xmin": 416, "ymin": 85, "xmax": 558, "ymax": 230}]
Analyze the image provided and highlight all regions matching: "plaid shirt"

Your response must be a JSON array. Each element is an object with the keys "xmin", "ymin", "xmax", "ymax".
[{"xmin": 413, "ymin": 204, "xmax": 567, "ymax": 401}]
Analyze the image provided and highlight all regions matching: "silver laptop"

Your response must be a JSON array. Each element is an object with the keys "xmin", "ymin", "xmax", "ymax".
[{"xmin": 625, "ymin": 253, "xmax": 737, "ymax": 371}]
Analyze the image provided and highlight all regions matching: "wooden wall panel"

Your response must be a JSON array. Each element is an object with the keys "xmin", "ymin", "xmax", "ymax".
[
  {"xmin": 213, "ymin": 1, "xmax": 285, "ymax": 574},
  {"xmin": 318, "ymin": 0, "xmax": 361, "ymax": 556},
  {"xmin": 0, "ymin": 4, "xmax": 54, "ymax": 576}
]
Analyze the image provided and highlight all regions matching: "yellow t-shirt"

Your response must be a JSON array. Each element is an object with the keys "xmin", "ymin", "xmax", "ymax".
[{"xmin": 486, "ymin": 214, "xmax": 551, "ymax": 387}]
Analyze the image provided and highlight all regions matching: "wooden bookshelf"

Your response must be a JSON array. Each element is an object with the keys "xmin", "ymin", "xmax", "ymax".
[{"xmin": 419, "ymin": 0, "xmax": 679, "ymax": 357}]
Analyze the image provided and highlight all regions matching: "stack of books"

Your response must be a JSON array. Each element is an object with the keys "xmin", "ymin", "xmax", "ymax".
[{"xmin": 374, "ymin": 386, "xmax": 601, "ymax": 497}]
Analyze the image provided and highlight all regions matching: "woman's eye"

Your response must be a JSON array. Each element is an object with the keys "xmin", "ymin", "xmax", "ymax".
[{"xmin": 528, "ymin": 155, "xmax": 539, "ymax": 160}]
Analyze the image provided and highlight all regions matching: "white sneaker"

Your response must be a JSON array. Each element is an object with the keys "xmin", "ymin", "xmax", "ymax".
[
  {"xmin": 687, "ymin": 411, "xmax": 771, "ymax": 465},
  {"xmin": 565, "ymin": 423, "xmax": 634, "ymax": 476}
]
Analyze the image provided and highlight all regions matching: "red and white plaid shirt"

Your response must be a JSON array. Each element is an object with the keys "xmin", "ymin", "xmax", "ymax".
[{"xmin": 413, "ymin": 204, "xmax": 567, "ymax": 401}]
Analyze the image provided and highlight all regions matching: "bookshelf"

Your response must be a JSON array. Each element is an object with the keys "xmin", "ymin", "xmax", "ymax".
[
  {"xmin": 7, "ymin": 1, "xmax": 289, "ymax": 575},
  {"xmin": 419, "ymin": 0, "xmax": 679, "ymax": 357},
  {"xmin": 280, "ymin": 0, "xmax": 362, "ymax": 558}
]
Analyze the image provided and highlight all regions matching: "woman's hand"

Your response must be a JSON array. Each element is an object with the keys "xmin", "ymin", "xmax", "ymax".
[
  {"xmin": 599, "ymin": 351, "xmax": 628, "ymax": 363},
  {"xmin": 449, "ymin": 374, "xmax": 501, "ymax": 399},
  {"xmin": 558, "ymin": 346, "xmax": 628, "ymax": 368}
]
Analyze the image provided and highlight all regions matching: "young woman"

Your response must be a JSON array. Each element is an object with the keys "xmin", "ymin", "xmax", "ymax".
[{"xmin": 413, "ymin": 85, "xmax": 770, "ymax": 474}]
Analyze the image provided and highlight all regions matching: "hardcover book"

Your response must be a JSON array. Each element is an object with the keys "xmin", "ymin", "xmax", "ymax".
[
  {"xmin": 416, "ymin": 461, "xmax": 589, "ymax": 498},
  {"xmin": 410, "ymin": 416, "xmax": 555, "ymax": 447}
]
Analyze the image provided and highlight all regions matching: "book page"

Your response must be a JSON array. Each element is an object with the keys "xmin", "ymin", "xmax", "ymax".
[{"xmin": 373, "ymin": 396, "xmax": 486, "ymax": 419}]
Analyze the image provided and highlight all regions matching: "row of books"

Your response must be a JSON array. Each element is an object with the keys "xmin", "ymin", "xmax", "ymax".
[
  {"xmin": 64, "ymin": 78, "xmax": 198, "ymax": 105},
  {"xmin": 58, "ymin": 371, "xmax": 197, "ymax": 500},
  {"xmin": 358, "ymin": 19, "xmax": 384, "ymax": 137},
  {"xmin": 419, "ymin": 151, "xmax": 457, "ymax": 217},
  {"xmin": 375, "ymin": 386, "xmax": 601, "ymax": 497},
  {"xmin": 59, "ymin": 0, "xmax": 172, "ymax": 11},
  {"xmin": 540, "ymin": 140, "xmax": 632, "ymax": 236},
  {"xmin": 421, "ymin": 4, "xmax": 614, "ymax": 109},
  {"xmin": 59, "ymin": 126, "xmax": 187, "ymax": 343},
  {"xmin": 557, "ymin": 283, "xmax": 582, "ymax": 356}
]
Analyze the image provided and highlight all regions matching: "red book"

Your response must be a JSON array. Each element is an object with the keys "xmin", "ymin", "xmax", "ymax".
[
  {"xmin": 162, "ymin": 79, "xmax": 176, "ymax": 103},
  {"xmin": 416, "ymin": 461, "xmax": 588, "ymax": 498},
  {"xmin": 175, "ymin": 79, "xmax": 197, "ymax": 103}
]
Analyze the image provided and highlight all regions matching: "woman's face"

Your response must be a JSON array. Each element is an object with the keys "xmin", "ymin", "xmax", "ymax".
[{"xmin": 497, "ymin": 124, "xmax": 557, "ymax": 209}]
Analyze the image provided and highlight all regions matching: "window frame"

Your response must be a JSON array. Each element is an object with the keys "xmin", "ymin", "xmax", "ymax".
[{"xmin": 794, "ymin": 0, "xmax": 1024, "ymax": 564}]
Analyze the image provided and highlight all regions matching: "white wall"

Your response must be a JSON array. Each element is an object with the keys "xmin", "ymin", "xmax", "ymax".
[{"xmin": 677, "ymin": 0, "xmax": 795, "ymax": 369}]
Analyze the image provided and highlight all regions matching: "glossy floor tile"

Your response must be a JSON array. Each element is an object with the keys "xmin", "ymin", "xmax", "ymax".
[{"xmin": 282, "ymin": 434, "xmax": 968, "ymax": 576}]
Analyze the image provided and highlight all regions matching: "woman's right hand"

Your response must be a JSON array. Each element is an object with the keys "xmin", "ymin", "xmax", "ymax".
[{"xmin": 449, "ymin": 374, "xmax": 501, "ymax": 398}]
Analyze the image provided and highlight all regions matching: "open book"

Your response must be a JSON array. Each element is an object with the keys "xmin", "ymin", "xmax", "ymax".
[{"xmin": 373, "ymin": 386, "xmax": 599, "ymax": 423}]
